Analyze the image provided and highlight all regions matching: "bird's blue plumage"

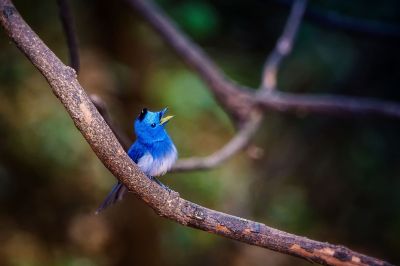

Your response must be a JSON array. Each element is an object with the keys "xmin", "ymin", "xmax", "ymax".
[
  {"xmin": 127, "ymin": 142, "xmax": 145, "ymax": 164},
  {"xmin": 96, "ymin": 108, "xmax": 177, "ymax": 213}
]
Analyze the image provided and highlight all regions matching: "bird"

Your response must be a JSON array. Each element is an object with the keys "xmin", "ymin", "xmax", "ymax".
[{"xmin": 96, "ymin": 107, "xmax": 177, "ymax": 213}]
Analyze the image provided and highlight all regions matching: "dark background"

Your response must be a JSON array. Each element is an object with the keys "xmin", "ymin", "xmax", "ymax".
[{"xmin": 0, "ymin": 0, "xmax": 399, "ymax": 265}]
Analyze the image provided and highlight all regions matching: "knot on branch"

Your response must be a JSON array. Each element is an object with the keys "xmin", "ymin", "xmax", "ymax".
[
  {"xmin": 181, "ymin": 202, "xmax": 206, "ymax": 222},
  {"xmin": 2, "ymin": 5, "xmax": 15, "ymax": 19},
  {"xmin": 64, "ymin": 65, "xmax": 77, "ymax": 79}
]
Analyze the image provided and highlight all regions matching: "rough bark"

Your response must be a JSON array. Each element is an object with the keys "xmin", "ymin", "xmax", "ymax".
[{"xmin": 0, "ymin": 1, "xmax": 393, "ymax": 265}]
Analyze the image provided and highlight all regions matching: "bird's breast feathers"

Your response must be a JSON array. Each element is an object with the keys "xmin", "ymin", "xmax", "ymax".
[{"xmin": 137, "ymin": 145, "xmax": 177, "ymax": 177}]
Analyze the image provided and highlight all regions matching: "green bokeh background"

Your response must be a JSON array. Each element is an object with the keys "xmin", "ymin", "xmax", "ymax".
[{"xmin": 0, "ymin": 0, "xmax": 400, "ymax": 265}]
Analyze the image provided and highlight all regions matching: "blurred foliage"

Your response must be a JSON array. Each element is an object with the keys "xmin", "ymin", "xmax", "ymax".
[
  {"xmin": 0, "ymin": 0, "xmax": 400, "ymax": 265},
  {"xmin": 168, "ymin": 1, "xmax": 220, "ymax": 40}
]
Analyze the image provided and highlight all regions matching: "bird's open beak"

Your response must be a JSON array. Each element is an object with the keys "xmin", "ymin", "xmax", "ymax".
[
  {"xmin": 160, "ymin": 107, "xmax": 174, "ymax": 125},
  {"xmin": 160, "ymin": 115, "xmax": 174, "ymax": 125}
]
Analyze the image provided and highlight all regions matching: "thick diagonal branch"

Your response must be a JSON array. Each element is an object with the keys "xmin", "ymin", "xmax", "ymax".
[
  {"xmin": 0, "ymin": 1, "xmax": 392, "ymax": 265},
  {"xmin": 90, "ymin": 94, "xmax": 262, "ymax": 171}
]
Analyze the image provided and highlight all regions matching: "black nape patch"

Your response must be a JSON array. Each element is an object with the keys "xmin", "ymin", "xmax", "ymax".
[{"xmin": 138, "ymin": 108, "xmax": 148, "ymax": 121}]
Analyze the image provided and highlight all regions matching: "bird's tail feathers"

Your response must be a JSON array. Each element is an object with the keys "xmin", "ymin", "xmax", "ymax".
[{"xmin": 96, "ymin": 182, "xmax": 127, "ymax": 214}]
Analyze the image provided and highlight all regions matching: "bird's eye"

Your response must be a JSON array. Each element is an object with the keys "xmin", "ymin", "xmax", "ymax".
[{"xmin": 151, "ymin": 123, "xmax": 156, "ymax": 128}]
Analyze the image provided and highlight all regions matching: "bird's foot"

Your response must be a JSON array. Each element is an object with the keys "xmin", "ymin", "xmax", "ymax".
[{"xmin": 149, "ymin": 176, "xmax": 171, "ymax": 193}]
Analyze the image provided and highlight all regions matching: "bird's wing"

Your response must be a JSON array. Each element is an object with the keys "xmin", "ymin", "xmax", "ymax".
[{"xmin": 127, "ymin": 141, "xmax": 146, "ymax": 163}]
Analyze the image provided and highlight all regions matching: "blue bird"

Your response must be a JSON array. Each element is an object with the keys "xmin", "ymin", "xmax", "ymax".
[{"xmin": 96, "ymin": 107, "xmax": 177, "ymax": 213}]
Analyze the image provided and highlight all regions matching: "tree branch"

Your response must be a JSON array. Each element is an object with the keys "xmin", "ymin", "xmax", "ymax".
[
  {"xmin": 275, "ymin": 0, "xmax": 400, "ymax": 39},
  {"xmin": 90, "ymin": 94, "xmax": 131, "ymax": 150},
  {"xmin": 57, "ymin": 0, "xmax": 80, "ymax": 72},
  {"xmin": 126, "ymin": 0, "xmax": 400, "ymax": 122},
  {"xmin": 171, "ymin": 111, "xmax": 263, "ymax": 172},
  {"xmin": 86, "ymin": 0, "xmax": 400, "ymax": 173},
  {"xmin": 125, "ymin": 0, "xmax": 254, "ymax": 122},
  {"xmin": 259, "ymin": 91, "xmax": 400, "ymax": 118},
  {"xmin": 261, "ymin": 0, "xmax": 307, "ymax": 92},
  {"xmin": 0, "ymin": 1, "xmax": 392, "ymax": 265}
]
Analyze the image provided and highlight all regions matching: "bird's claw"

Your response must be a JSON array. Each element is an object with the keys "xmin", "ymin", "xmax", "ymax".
[{"xmin": 149, "ymin": 176, "xmax": 172, "ymax": 193}]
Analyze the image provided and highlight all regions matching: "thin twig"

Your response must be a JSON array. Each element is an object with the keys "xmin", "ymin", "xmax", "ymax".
[
  {"xmin": 172, "ymin": 112, "xmax": 263, "ymax": 172},
  {"xmin": 307, "ymin": 8, "xmax": 400, "ymax": 39},
  {"xmin": 0, "ymin": 1, "xmax": 393, "ymax": 265},
  {"xmin": 90, "ymin": 94, "xmax": 131, "ymax": 150},
  {"xmin": 276, "ymin": 0, "xmax": 400, "ymax": 39},
  {"xmin": 261, "ymin": 0, "xmax": 307, "ymax": 92},
  {"xmin": 57, "ymin": 0, "xmax": 80, "ymax": 72}
]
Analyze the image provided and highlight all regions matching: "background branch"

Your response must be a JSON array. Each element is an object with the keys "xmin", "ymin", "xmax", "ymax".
[
  {"xmin": 275, "ymin": 0, "xmax": 400, "ymax": 39},
  {"xmin": 56, "ymin": 0, "xmax": 80, "ymax": 72},
  {"xmin": 261, "ymin": 0, "xmax": 308, "ymax": 92},
  {"xmin": 259, "ymin": 92, "xmax": 400, "ymax": 118},
  {"xmin": 55, "ymin": 0, "xmax": 400, "ymax": 175},
  {"xmin": 0, "ymin": 1, "xmax": 393, "ymax": 265},
  {"xmin": 90, "ymin": 94, "xmax": 131, "ymax": 150},
  {"xmin": 171, "ymin": 111, "xmax": 263, "ymax": 172},
  {"xmin": 126, "ymin": 0, "xmax": 400, "ymax": 122},
  {"xmin": 125, "ymin": 0, "xmax": 254, "ymax": 122}
]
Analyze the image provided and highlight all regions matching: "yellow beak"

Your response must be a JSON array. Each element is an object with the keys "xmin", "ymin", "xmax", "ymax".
[{"xmin": 160, "ymin": 115, "xmax": 174, "ymax": 125}]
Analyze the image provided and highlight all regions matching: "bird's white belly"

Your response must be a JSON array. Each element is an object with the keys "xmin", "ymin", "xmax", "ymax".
[{"xmin": 137, "ymin": 148, "xmax": 177, "ymax": 177}]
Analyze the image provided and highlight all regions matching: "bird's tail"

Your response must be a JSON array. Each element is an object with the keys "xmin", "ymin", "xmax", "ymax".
[{"xmin": 96, "ymin": 182, "xmax": 127, "ymax": 214}]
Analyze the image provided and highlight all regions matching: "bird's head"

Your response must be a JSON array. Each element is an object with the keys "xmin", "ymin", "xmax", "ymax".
[{"xmin": 134, "ymin": 107, "xmax": 174, "ymax": 143}]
